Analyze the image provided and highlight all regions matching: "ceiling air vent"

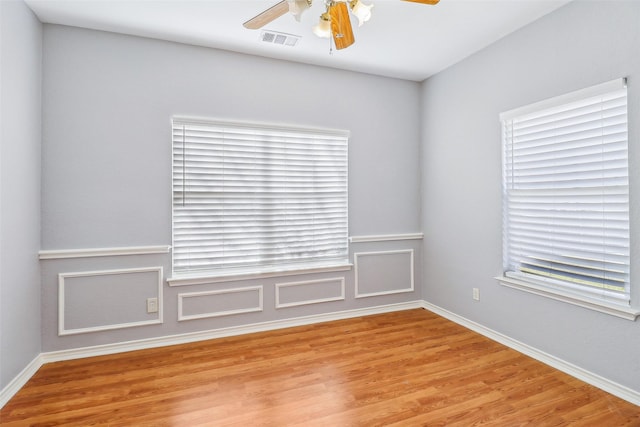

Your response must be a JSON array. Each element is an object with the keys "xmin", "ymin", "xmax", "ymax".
[{"xmin": 260, "ymin": 30, "xmax": 301, "ymax": 47}]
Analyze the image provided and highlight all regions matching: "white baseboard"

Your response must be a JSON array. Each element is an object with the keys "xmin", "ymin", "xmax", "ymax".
[
  {"xmin": 1, "ymin": 300, "xmax": 422, "ymax": 408},
  {"xmin": 421, "ymin": 301, "xmax": 640, "ymax": 407},
  {"xmin": 3, "ymin": 300, "xmax": 638, "ymax": 410},
  {"xmin": 0, "ymin": 354, "xmax": 44, "ymax": 408},
  {"xmin": 42, "ymin": 300, "xmax": 423, "ymax": 363}
]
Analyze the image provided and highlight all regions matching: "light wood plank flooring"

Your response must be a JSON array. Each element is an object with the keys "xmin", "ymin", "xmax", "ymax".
[{"xmin": 1, "ymin": 309, "xmax": 638, "ymax": 426}]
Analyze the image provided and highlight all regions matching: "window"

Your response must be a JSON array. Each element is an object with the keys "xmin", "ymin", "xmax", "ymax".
[
  {"xmin": 499, "ymin": 78, "xmax": 635, "ymax": 317},
  {"xmin": 171, "ymin": 118, "xmax": 349, "ymax": 279}
]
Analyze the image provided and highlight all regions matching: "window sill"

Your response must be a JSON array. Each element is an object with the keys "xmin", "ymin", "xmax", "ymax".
[
  {"xmin": 168, "ymin": 261, "xmax": 353, "ymax": 287},
  {"xmin": 495, "ymin": 275, "xmax": 639, "ymax": 321}
]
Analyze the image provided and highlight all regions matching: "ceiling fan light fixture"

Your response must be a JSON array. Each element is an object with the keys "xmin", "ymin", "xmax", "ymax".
[
  {"xmin": 312, "ymin": 11, "xmax": 332, "ymax": 38},
  {"xmin": 287, "ymin": 0, "xmax": 312, "ymax": 22},
  {"xmin": 244, "ymin": 0, "xmax": 438, "ymax": 50},
  {"xmin": 349, "ymin": 0, "xmax": 373, "ymax": 27},
  {"xmin": 329, "ymin": 2, "xmax": 355, "ymax": 50}
]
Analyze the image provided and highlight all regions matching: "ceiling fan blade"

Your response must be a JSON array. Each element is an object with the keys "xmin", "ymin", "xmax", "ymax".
[
  {"xmin": 402, "ymin": 0, "xmax": 440, "ymax": 4},
  {"xmin": 330, "ymin": 2, "xmax": 355, "ymax": 50},
  {"xmin": 243, "ymin": 0, "xmax": 290, "ymax": 30}
]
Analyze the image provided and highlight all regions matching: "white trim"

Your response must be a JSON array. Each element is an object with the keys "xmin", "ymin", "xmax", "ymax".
[
  {"xmin": 496, "ymin": 275, "xmax": 639, "ymax": 321},
  {"xmin": 2, "ymin": 302, "xmax": 418, "ymax": 408},
  {"xmin": 4, "ymin": 300, "xmax": 639, "ymax": 410},
  {"xmin": 421, "ymin": 301, "xmax": 640, "ymax": 406},
  {"xmin": 349, "ymin": 233, "xmax": 424, "ymax": 243},
  {"xmin": 178, "ymin": 286, "xmax": 263, "ymax": 321},
  {"xmin": 172, "ymin": 116, "xmax": 350, "ymax": 138},
  {"xmin": 168, "ymin": 262, "xmax": 352, "ymax": 287},
  {"xmin": 39, "ymin": 245, "xmax": 171, "ymax": 260},
  {"xmin": 499, "ymin": 77, "xmax": 626, "ymax": 121},
  {"xmin": 354, "ymin": 249, "xmax": 415, "ymax": 298},
  {"xmin": 41, "ymin": 301, "xmax": 422, "ymax": 362},
  {"xmin": 275, "ymin": 277, "xmax": 345, "ymax": 309},
  {"xmin": 58, "ymin": 267, "xmax": 164, "ymax": 336},
  {"xmin": 0, "ymin": 354, "xmax": 44, "ymax": 408}
]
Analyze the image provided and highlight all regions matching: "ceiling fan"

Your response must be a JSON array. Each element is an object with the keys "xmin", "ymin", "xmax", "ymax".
[{"xmin": 243, "ymin": 0, "xmax": 440, "ymax": 50}]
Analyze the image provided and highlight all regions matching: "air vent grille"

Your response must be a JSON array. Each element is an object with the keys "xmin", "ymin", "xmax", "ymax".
[{"xmin": 261, "ymin": 30, "xmax": 301, "ymax": 47}]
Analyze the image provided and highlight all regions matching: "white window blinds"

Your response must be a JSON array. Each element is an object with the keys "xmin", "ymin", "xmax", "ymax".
[
  {"xmin": 501, "ymin": 78, "xmax": 630, "ymax": 303},
  {"xmin": 172, "ymin": 118, "xmax": 349, "ymax": 275}
]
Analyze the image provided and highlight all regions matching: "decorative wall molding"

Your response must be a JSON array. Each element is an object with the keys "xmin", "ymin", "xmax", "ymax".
[
  {"xmin": 275, "ymin": 277, "xmax": 345, "ymax": 309},
  {"xmin": 58, "ymin": 267, "xmax": 163, "ymax": 336},
  {"xmin": 349, "ymin": 233, "xmax": 424, "ymax": 244},
  {"xmin": 178, "ymin": 286, "xmax": 263, "ymax": 321},
  {"xmin": 354, "ymin": 249, "xmax": 415, "ymax": 298},
  {"xmin": 421, "ymin": 301, "xmax": 640, "ymax": 407},
  {"xmin": 39, "ymin": 245, "xmax": 171, "ymax": 260}
]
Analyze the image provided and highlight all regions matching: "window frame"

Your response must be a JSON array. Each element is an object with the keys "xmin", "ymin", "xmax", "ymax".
[
  {"xmin": 169, "ymin": 117, "xmax": 351, "ymax": 285},
  {"xmin": 496, "ymin": 78, "xmax": 639, "ymax": 320}
]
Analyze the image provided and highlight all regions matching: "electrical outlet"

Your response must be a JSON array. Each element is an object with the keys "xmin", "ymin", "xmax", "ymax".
[
  {"xmin": 147, "ymin": 297, "xmax": 158, "ymax": 313},
  {"xmin": 472, "ymin": 288, "xmax": 480, "ymax": 301}
]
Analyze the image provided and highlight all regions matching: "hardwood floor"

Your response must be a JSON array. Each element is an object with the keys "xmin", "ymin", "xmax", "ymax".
[{"xmin": 1, "ymin": 309, "xmax": 638, "ymax": 426}]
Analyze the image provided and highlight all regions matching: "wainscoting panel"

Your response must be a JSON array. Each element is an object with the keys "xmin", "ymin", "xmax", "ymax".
[
  {"xmin": 178, "ymin": 286, "xmax": 263, "ymax": 321},
  {"xmin": 354, "ymin": 250, "xmax": 414, "ymax": 298},
  {"xmin": 275, "ymin": 277, "xmax": 345, "ymax": 309},
  {"xmin": 58, "ymin": 267, "xmax": 163, "ymax": 336}
]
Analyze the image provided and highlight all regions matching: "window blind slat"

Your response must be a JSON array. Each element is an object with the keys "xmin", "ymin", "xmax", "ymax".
[
  {"xmin": 172, "ymin": 118, "xmax": 349, "ymax": 274},
  {"xmin": 502, "ymin": 80, "xmax": 630, "ymax": 301}
]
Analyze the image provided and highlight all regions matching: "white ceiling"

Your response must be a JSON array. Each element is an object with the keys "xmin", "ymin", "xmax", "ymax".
[{"xmin": 24, "ymin": 0, "xmax": 572, "ymax": 81}]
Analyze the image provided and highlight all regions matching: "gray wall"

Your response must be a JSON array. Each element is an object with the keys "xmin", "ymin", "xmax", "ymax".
[
  {"xmin": 10, "ymin": 0, "xmax": 638, "ymax": 400},
  {"xmin": 0, "ymin": 0, "xmax": 42, "ymax": 390},
  {"xmin": 40, "ymin": 25, "xmax": 423, "ymax": 351},
  {"xmin": 421, "ymin": 0, "xmax": 640, "ymax": 392}
]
